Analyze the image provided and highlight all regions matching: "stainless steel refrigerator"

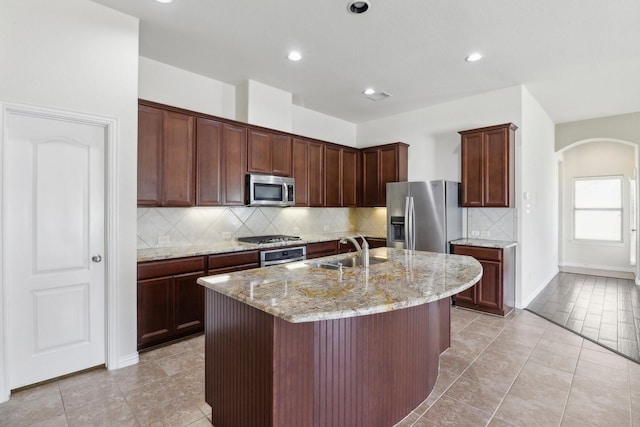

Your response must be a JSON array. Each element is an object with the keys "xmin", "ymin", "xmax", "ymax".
[{"xmin": 386, "ymin": 180, "xmax": 462, "ymax": 253}]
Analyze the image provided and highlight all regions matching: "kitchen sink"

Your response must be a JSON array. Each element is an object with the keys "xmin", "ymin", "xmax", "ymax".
[{"xmin": 307, "ymin": 256, "xmax": 386, "ymax": 270}]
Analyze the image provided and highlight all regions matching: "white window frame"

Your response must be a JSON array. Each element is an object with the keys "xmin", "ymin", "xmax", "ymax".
[{"xmin": 573, "ymin": 175, "xmax": 623, "ymax": 243}]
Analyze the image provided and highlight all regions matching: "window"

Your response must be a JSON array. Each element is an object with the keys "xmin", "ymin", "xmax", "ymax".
[{"xmin": 574, "ymin": 176, "xmax": 623, "ymax": 242}]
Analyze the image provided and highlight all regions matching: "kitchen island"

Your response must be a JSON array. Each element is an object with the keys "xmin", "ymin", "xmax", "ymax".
[{"xmin": 197, "ymin": 247, "xmax": 482, "ymax": 427}]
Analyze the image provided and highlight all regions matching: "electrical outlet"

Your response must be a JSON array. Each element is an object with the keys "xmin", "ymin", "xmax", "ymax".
[
  {"xmin": 470, "ymin": 230, "xmax": 480, "ymax": 237},
  {"xmin": 323, "ymin": 225, "xmax": 330, "ymax": 232},
  {"xmin": 157, "ymin": 235, "xmax": 170, "ymax": 246},
  {"xmin": 293, "ymin": 227, "xmax": 300, "ymax": 233},
  {"xmin": 480, "ymin": 230, "xmax": 491, "ymax": 238},
  {"xmin": 222, "ymin": 232, "xmax": 232, "ymax": 240}
]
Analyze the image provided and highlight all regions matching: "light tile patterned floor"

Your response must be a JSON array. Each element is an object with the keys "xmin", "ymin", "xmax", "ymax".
[{"xmin": 1, "ymin": 307, "xmax": 639, "ymax": 426}]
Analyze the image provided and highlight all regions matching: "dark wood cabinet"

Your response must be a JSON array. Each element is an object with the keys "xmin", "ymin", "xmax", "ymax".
[
  {"xmin": 222, "ymin": 123, "xmax": 248, "ymax": 206},
  {"xmin": 338, "ymin": 236, "xmax": 386, "ymax": 254},
  {"xmin": 361, "ymin": 143, "xmax": 408, "ymax": 207},
  {"xmin": 197, "ymin": 120, "xmax": 247, "ymax": 206},
  {"xmin": 451, "ymin": 244, "xmax": 515, "ymax": 316},
  {"xmin": 460, "ymin": 123, "xmax": 517, "ymax": 208},
  {"xmin": 306, "ymin": 241, "xmax": 338, "ymax": 259},
  {"xmin": 137, "ymin": 256, "xmax": 206, "ymax": 349},
  {"xmin": 138, "ymin": 104, "xmax": 196, "ymax": 207},
  {"xmin": 324, "ymin": 145, "xmax": 342, "ymax": 207},
  {"xmin": 196, "ymin": 118, "xmax": 223, "ymax": 206},
  {"xmin": 342, "ymin": 148, "xmax": 359, "ymax": 207},
  {"xmin": 292, "ymin": 138, "xmax": 309, "ymax": 206},
  {"xmin": 208, "ymin": 251, "xmax": 260, "ymax": 274},
  {"xmin": 248, "ymin": 129, "xmax": 292, "ymax": 176},
  {"xmin": 308, "ymin": 142, "xmax": 324, "ymax": 207}
]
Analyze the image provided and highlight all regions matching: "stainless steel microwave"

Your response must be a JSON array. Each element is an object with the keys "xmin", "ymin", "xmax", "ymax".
[{"xmin": 246, "ymin": 174, "xmax": 295, "ymax": 207}]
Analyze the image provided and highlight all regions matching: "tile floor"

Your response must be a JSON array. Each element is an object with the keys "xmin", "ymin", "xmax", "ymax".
[
  {"xmin": 1, "ymin": 307, "xmax": 639, "ymax": 426},
  {"xmin": 526, "ymin": 272, "xmax": 640, "ymax": 362}
]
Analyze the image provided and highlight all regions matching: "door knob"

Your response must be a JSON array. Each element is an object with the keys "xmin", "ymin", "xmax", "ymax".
[{"xmin": 92, "ymin": 255, "xmax": 102, "ymax": 263}]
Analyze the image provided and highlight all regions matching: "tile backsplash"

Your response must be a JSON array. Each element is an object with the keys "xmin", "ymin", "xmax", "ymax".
[
  {"xmin": 137, "ymin": 207, "xmax": 388, "ymax": 249},
  {"xmin": 466, "ymin": 208, "xmax": 517, "ymax": 241}
]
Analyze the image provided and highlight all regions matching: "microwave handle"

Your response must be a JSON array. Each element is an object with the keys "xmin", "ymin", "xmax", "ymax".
[{"xmin": 282, "ymin": 182, "xmax": 288, "ymax": 202}]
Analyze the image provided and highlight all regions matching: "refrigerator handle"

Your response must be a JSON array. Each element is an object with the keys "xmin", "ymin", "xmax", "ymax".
[
  {"xmin": 404, "ymin": 196, "xmax": 411, "ymax": 249},
  {"xmin": 409, "ymin": 196, "xmax": 416, "ymax": 250}
]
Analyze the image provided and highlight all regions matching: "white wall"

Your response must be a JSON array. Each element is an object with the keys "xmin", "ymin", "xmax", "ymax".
[
  {"xmin": 519, "ymin": 87, "xmax": 558, "ymax": 307},
  {"xmin": 357, "ymin": 86, "xmax": 522, "ymax": 182},
  {"xmin": 139, "ymin": 56, "xmax": 235, "ymax": 119},
  {"xmin": 559, "ymin": 141, "xmax": 635, "ymax": 272},
  {"xmin": 292, "ymin": 106, "xmax": 357, "ymax": 147},
  {"xmin": 0, "ymin": 0, "xmax": 140, "ymax": 398},
  {"xmin": 236, "ymin": 80, "xmax": 292, "ymax": 132}
]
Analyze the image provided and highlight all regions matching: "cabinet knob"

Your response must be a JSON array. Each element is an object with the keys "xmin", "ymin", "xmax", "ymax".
[{"xmin": 92, "ymin": 255, "xmax": 103, "ymax": 263}]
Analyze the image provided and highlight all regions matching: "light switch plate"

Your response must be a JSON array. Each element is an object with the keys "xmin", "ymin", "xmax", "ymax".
[{"xmin": 480, "ymin": 231, "xmax": 491, "ymax": 237}]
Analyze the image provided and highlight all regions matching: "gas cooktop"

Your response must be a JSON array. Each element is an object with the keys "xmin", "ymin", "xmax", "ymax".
[{"xmin": 237, "ymin": 235, "xmax": 302, "ymax": 244}]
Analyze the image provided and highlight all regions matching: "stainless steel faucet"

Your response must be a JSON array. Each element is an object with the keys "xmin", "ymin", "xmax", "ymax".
[{"xmin": 339, "ymin": 235, "xmax": 370, "ymax": 268}]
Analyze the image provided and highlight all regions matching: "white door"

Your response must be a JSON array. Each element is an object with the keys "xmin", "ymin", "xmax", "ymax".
[{"xmin": 5, "ymin": 110, "xmax": 106, "ymax": 388}]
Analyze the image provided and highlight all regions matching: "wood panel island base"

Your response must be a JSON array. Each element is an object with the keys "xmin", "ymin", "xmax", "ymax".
[{"xmin": 198, "ymin": 248, "xmax": 482, "ymax": 427}]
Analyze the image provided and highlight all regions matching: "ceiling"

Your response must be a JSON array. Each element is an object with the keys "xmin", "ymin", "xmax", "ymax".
[{"xmin": 92, "ymin": 0, "xmax": 640, "ymax": 124}]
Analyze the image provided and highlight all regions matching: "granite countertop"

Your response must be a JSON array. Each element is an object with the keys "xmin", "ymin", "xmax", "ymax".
[
  {"xmin": 137, "ymin": 231, "xmax": 386, "ymax": 262},
  {"xmin": 450, "ymin": 238, "xmax": 518, "ymax": 249},
  {"xmin": 197, "ymin": 247, "xmax": 482, "ymax": 323}
]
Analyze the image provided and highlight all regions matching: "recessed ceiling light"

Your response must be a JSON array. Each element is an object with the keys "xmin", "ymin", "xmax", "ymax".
[
  {"xmin": 363, "ymin": 88, "xmax": 376, "ymax": 95},
  {"xmin": 155, "ymin": 0, "xmax": 173, "ymax": 3},
  {"xmin": 465, "ymin": 52, "xmax": 483, "ymax": 62},
  {"xmin": 287, "ymin": 51, "xmax": 302, "ymax": 62},
  {"xmin": 348, "ymin": 1, "xmax": 370, "ymax": 14}
]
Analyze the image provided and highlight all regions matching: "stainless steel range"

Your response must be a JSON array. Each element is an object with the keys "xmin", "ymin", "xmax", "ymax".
[
  {"xmin": 237, "ymin": 235, "xmax": 306, "ymax": 267},
  {"xmin": 237, "ymin": 234, "xmax": 301, "ymax": 244}
]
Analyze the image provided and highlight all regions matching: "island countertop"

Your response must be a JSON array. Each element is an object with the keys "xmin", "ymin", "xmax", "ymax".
[{"xmin": 197, "ymin": 247, "xmax": 482, "ymax": 323}]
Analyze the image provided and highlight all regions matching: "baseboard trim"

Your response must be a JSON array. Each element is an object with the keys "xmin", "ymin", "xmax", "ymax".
[
  {"xmin": 558, "ymin": 265, "xmax": 635, "ymax": 280},
  {"xmin": 520, "ymin": 268, "xmax": 560, "ymax": 309},
  {"xmin": 112, "ymin": 352, "xmax": 139, "ymax": 370}
]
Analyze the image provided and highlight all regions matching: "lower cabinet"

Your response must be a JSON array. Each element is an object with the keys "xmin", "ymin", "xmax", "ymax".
[
  {"xmin": 137, "ymin": 256, "xmax": 206, "ymax": 350},
  {"xmin": 451, "ymin": 244, "xmax": 515, "ymax": 316},
  {"xmin": 208, "ymin": 250, "xmax": 260, "ymax": 274},
  {"xmin": 338, "ymin": 236, "xmax": 387, "ymax": 254},
  {"xmin": 306, "ymin": 241, "xmax": 338, "ymax": 259}
]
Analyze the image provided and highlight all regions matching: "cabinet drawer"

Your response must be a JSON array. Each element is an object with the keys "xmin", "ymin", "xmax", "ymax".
[
  {"xmin": 208, "ymin": 251, "xmax": 260, "ymax": 270},
  {"xmin": 138, "ymin": 256, "xmax": 206, "ymax": 280},
  {"xmin": 452, "ymin": 245, "xmax": 502, "ymax": 262},
  {"xmin": 306, "ymin": 241, "xmax": 338, "ymax": 259}
]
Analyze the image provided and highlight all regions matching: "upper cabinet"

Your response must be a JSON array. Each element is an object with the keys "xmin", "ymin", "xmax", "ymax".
[
  {"xmin": 361, "ymin": 143, "xmax": 409, "ymax": 207},
  {"xmin": 247, "ymin": 129, "xmax": 292, "ymax": 177},
  {"xmin": 195, "ymin": 118, "xmax": 247, "ymax": 206},
  {"xmin": 459, "ymin": 123, "xmax": 517, "ymax": 208},
  {"xmin": 138, "ymin": 104, "xmax": 196, "ymax": 207}
]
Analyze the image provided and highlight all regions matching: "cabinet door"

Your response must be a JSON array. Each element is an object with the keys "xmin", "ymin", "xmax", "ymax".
[
  {"xmin": 137, "ymin": 276, "xmax": 173, "ymax": 348},
  {"xmin": 342, "ymin": 148, "xmax": 359, "ymax": 206},
  {"xmin": 247, "ymin": 129, "xmax": 272, "ymax": 174},
  {"xmin": 222, "ymin": 123, "xmax": 247, "ymax": 205},
  {"xmin": 196, "ymin": 118, "xmax": 223, "ymax": 206},
  {"xmin": 476, "ymin": 260, "xmax": 502, "ymax": 310},
  {"xmin": 453, "ymin": 286, "xmax": 476, "ymax": 306},
  {"xmin": 324, "ymin": 146, "xmax": 342, "ymax": 207},
  {"xmin": 308, "ymin": 142, "xmax": 324, "ymax": 207},
  {"xmin": 484, "ymin": 127, "xmax": 510, "ymax": 207},
  {"xmin": 460, "ymin": 132, "xmax": 484, "ymax": 207},
  {"xmin": 174, "ymin": 271, "xmax": 205, "ymax": 336},
  {"xmin": 292, "ymin": 138, "xmax": 309, "ymax": 206},
  {"xmin": 378, "ymin": 145, "xmax": 400, "ymax": 207},
  {"xmin": 361, "ymin": 149, "xmax": 379, "ymax": 207},
  {"xmin": 162, "ymin": 111, "xmax": 195, "ymax": 206},
  {"xmin": 272, "ymin": 134, "xmax": 292, "ymax": 177},
  {"xmin": 137, "ymin": 105, "xmax": 163, "ymax": 206}
]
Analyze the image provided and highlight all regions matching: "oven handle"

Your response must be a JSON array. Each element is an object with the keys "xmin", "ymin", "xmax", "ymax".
[{"xmin": 261, "ymin": 255, "xmax": 306, "ymax": 268}]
